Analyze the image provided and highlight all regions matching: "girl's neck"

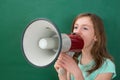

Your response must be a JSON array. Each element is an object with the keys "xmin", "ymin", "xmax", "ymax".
[{"xmin": 80, "ymin": 49, "xmax": 93, "ymax": 65}]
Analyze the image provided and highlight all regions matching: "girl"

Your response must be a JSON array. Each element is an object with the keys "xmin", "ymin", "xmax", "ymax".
[{"xmin": 54, "ymin": 13, "xmax": 116, "ymax": 80}]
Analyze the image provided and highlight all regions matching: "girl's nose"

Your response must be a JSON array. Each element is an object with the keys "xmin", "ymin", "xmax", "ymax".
[
  {"xmin": 75, "ymin": 30, "xmax": 82, "ymax": 35},
  {"xmin": 75, "ymin": 31, "xmax": 83, "ymax": 37},
  {"xmin": 73, "ymin": 29, "xmax": 79, "ymax": 34}
]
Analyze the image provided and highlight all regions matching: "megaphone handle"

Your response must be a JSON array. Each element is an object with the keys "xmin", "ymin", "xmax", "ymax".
[
  {"xmin": 58, "ymin": 52, "xmax": 75, "ymax": 75},
  {"xmin": 58, "ymin": 68, "xmax": 65, "ymax": 75},
  {"xmin": 66, "ymin": 51, "xmax": 75, "ymax": 57}
]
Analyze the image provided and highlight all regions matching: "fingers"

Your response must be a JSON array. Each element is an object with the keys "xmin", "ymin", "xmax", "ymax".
[
  {"xmin": 54, "ymin": 53, "xmax": 76, "ymax": 72},
  {"xmin": 56, "ymin": 54, "xmax": 71, "ymax": 70},
  {"xmin": 54, "ymin": 54, "xmax": 68, "ymax": 73},
  {"xmin": 54, "ymin": 53, "xmax": 80, "ymax": 76},
  {"xmin": 54, "ymin": 60, "xmax": 67, "ymax": 76},
  {"xmin": 54, "ymin": 59, "xmax": 64, "ymax": 72},
  {"xmin": 58, "ymin": 53, "xmax": 73, "ymax": 63}
]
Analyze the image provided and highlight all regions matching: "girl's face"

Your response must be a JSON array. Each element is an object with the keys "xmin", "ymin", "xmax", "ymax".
[{"xmin": 73, "ymin": 16, "xmax": 97, "ymax": 49}]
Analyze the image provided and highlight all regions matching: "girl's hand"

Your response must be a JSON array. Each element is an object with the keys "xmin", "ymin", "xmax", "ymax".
[
  {"xmin": 57, "ymin": 53, "xmax": 80, "ymax": 75},
  {"xmin": 54, "ymin": 53, "xmax": 67, "ymax": 80},
  {"xmin": 54, "ymin": 52, "xmax": 84, "ymax": 80}
]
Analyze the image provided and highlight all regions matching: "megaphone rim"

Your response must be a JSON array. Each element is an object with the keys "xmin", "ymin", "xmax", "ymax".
[{"xmin": 21, "ymin": 18, "xmax": 62, "ymax": 68}]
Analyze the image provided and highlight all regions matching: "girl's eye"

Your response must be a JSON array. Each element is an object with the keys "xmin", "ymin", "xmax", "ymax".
[
  {"xmin": 83, "ymin": 26, "xmax": 88, "ymax": 30},
  {"xmin": 74, "ymin": 26, "xmax": 78, "ymax": 29}
]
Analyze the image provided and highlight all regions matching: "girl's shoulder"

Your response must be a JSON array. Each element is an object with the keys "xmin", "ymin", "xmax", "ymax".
[
  {"xmin": 98, "ymin": 58, "xmax": 116, "ymax": 79},
  {"xmin": 101, "ymin": 58, "xmax": 115, "ymax": 70}
]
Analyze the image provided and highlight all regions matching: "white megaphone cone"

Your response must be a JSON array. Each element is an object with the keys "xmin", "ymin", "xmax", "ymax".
[{"xmin": 22, "ymin": 19, "xmax": 84, "ymax": 73}]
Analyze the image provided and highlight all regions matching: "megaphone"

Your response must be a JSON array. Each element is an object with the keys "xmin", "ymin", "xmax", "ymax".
[{"xmin": 22, "ymin": 19, "xmax": 84, "ymax": 67}]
